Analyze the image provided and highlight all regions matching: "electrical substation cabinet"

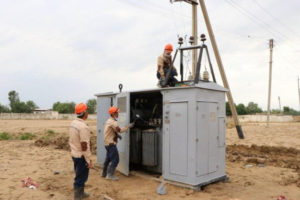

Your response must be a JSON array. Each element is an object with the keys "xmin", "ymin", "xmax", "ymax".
[{"xmin": 95, "ymin": 81, "xmax": 227, "ymax": 187}]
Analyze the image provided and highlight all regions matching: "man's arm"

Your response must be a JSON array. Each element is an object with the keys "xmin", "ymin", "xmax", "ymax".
[
  {"xmin": 79, "ymin": 127, "xmax": 92, "ymax": 167},
  {"xmin": 157, "ymin": 56, "xmax": 165, "ymax": 78}
]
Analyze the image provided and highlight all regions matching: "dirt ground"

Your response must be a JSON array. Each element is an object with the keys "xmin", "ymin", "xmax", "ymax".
[{"xmin": 0, "ymin": 120, "xmax": 299, "ymax": 200}]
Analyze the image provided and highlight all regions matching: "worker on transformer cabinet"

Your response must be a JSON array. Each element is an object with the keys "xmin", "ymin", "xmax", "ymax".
[
  {"xmin": 101, "ymin": 106, "xmax": 134, "ymax": 180},
  {"xmin": 157, "ymin": 43, "xmax": 178, "ymax": 87}
]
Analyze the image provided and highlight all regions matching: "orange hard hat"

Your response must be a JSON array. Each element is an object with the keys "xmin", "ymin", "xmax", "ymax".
[
  {"xmin": 108, "ymin": 106, "xmax": 119, "ymax": 115},
  {"xmin": 165, "ymin": 44, "xmax": 173, "ymax": 51},
  {"xmin": 75, "ymin": 103, "xmax": 88, "ymax": 114}
]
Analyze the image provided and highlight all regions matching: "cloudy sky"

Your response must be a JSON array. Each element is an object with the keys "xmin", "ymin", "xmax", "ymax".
[{"xmin": 0, "ymin": 0, "xmax": 299, "ymax": 110}]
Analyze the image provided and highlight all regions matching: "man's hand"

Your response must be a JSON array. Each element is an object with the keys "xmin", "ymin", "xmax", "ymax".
[
  {"xmin": 81, "ymin": 142, "xmax": 87, "ymax": 151},
  {"xmin": 128, "ymin": 122, "xmax": 135, "ymax": 128},
  {"xmin": 88, "ymin": 160, "xmax": 93, "ymax": 169}
]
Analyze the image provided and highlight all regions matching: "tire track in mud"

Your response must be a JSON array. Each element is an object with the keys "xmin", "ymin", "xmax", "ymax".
[{"xmin": 227, "ymin": 144, "xmax": 300, "ymax": 187}]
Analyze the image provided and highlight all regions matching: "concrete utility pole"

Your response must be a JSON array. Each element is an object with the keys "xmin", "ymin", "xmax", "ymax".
[
  {"xmin": 278, "ymin": 96, "xmax": 281, "ymax": 113},
  {"xmin": 171, "ymin": 0, "xmax": 198, "ymax": 78},
  {"xmin": 267, "ymin": 39, "xmax": 274, "ymax": 127},
  {"xmin": 198, "ymin": 0, "xmax": 244, "ymax": 139},
  {"xmin": 192, "ymin": 3, "xmax": 198, "ymax": 78},
  {"xmin": 298, "ymin": 76, "xmax": 300, "ymax": 111}
]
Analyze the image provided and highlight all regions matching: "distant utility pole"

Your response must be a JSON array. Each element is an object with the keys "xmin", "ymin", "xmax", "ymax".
[
  {"xmin": 278, "ymin": 96, "xmax": 281, "ymax": 113},
  {"xmin": 298, "ymin": 76, "xmax": 300, "ymax": 111},
  {"xmin": 171, "ymin": 0, "xmax": 198, "ymax": 78},
  {"xmin": 267, "ymin": 39, "xmax": 274, "ymax": 127}
]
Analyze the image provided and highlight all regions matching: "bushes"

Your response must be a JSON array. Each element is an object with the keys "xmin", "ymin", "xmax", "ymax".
[
  {"xmin": 0, "ymin": 132, "xmax": 13, "ymax": 140},
  {"xmin": 0, "ymin": 132, "xmax": 36, "ymax": 140}
]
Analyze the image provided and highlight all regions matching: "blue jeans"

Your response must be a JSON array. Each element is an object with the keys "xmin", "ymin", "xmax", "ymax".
[
  {"xmin": 104, "ymin": 145, "xmax": 119, "ymax": 169},
  {"xmin": 72, "ymin": 156, "xmax": 89, "ymax": 187},
  {"xmin": 157, "ymin": 68, "xmax": 178, "ymax": 86}
]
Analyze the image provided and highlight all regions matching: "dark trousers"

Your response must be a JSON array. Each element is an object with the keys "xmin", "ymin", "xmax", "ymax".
[
  {"xmin": 72, "ymin": 156, "xmax": 89, "ymax": 187},
  {"xmin": 157, "ymin": 68, "xmax": 178, "ymax": 86},
  {"xmin": 103, "ymin": 145, "xmax": 119, "ymax": 169}
]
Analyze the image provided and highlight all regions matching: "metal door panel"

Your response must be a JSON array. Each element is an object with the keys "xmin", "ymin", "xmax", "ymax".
[
  {"xmin": 196, "ymin": 102, "xmax": 209, "ymax": 176},
  {"xmin": 116, "ymin": 92, "xmax": 130, "ymax": 176},
  {"xmin": 196, "ymin": 102, "xmax": 218, "ymax": 175},
  {"xmin": 97, "ymin": 96, "xmax": 114, "ymax": 165},
  {"xmin": 208, "ymin": 103, "xmax": 218, "ymax": 173},
  {"xmin": 169, "ymin": 102, "xmax": 188, "ymax": 176}
]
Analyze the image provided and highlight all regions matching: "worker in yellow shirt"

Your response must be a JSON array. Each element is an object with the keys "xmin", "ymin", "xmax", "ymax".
[
  {"xmin": 69, "ymin": 103, "xmax": 92, "ymax": 200},
  {"xmin": 157, "ymin": 43, "xmax": 178, "ymax": 87},
  {"xmin": 102, "ymin": 106, "xmax": 134, "ymax": 180}
]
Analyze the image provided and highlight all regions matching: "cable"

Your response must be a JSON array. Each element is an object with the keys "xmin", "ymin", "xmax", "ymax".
[
  {"xmin": 225, "ymin": 0, "xmax": 300, "ymax": 50},
  {"xmin": 252, "ymin": 0, "xmax": 300, "ymax": 39}
]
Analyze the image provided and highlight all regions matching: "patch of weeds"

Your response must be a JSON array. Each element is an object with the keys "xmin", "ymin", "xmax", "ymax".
[
  {"xmin": 47, "ymin": 129, "xmax": 55, "ymax": 134},
  {"xmin": 19, "ymin": 132, "xmax": 36, "ymax": 140},
  {"xmin": 0, "ymin": 132, "xmax": 13, "ymax": 140}
]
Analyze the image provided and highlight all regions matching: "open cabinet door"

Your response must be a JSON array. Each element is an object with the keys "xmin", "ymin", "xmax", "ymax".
[
  {"xmin": 116, "ymin": 92, "xmax": 130, "ymax": 176},
  {"xmin": 96, "ymin": 95, "xmax": 115, "ymax": 165}
]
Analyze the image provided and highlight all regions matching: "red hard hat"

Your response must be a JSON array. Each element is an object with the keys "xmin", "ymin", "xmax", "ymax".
[
  {"xmin": 165, "ymin": 44, "xmax": 173, "ymax": 51},
  {"xmin": 108, "ymin": 106, "xmax": 119, "ymax": 115},
  {"xmin": 75, "ymin": 103, "xmax": 88, "ymax": 114}
]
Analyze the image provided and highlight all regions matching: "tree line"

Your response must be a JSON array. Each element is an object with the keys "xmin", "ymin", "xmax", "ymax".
[
  {"xmin": 0, "ymin": 90, "xmax": 97, "ymax": 114},
  {"xmin": 1, "ymin": 90, "xmax": 299, "ymax": 115},
  {"xmin": 226, "ymin": 102, "xmax": 300, "ymax": 116}
]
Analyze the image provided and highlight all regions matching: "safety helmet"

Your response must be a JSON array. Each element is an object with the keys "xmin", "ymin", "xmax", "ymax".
[
  {"xmin": 75, "ymin": 103, "xmax": 88, "ymax": 114},
  {"xmin": 165, "ymin": 44, "xmax": 173, "ymax": 51},
  {"xmin": 108, "ymin": 106, "xmax": 119, "ymax": 115}
]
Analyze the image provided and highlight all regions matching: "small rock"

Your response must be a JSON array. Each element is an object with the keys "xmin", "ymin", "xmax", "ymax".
[{"xmin": 245, "ymin": 164, "xmax": 253, "ymax": 168}]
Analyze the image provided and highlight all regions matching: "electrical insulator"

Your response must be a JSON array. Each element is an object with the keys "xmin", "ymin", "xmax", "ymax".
[{"xmin": 203, "ymin": 70, "xmax": 209, "ymax": 81}]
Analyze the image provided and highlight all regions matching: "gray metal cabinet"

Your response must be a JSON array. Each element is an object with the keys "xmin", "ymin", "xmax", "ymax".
[
  {"xmin": 96, "ymin": 82, "xmax": 227, "ymax": 187},
  {"xmin": 162, "ymin": 86, "xmax": 226, "ymax": 186}
]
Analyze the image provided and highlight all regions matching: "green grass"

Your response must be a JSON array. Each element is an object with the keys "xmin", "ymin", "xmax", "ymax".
[
  {"xmin": 18, "ymin": 132, "xmax": 36, "ymax": 140},
  {"xmin": 0, "ymin": 132, "xmax": 13, "ymax": 140},
  {"xmin": 47, "ymin": 129, "xmax": 55, "ymax": 134}
]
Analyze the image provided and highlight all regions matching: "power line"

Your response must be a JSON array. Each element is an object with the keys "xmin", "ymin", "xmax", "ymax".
[
  {"xmin": 225, "ymin": 0, "xmax": 300, "ymax": 50},
  {"xmin": 252, "ymin": 0, "xmax": 300, "ymax": 39}
]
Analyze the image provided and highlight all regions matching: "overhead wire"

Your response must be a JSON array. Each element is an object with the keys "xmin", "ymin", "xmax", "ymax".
[
  {"xmin": 226, "ymin": 0, "xmax": 300, "ymax": 50},
  {"xmin": 252, "ymin": 0, "xmax": 300, "ymax": 39}
]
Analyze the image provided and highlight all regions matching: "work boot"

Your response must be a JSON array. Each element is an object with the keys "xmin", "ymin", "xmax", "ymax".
[
  {"xmin": 74, "ymin": 186, "xmax": 82, "ymax": 200},
  {"xmin": 101, "ymin": 165, "xmax": 108, "ymax": 178},
  {"xmin": 106, "ymin": 166, "xmax": 119, "ymax": 181},
  {"xmin": 82, "ymin": 187, "xmax": 89, "ymax": 199}
]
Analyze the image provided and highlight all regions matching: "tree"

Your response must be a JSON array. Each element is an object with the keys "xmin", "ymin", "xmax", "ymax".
[
  {"xmin": 86, "ymin": 99, "xmax": 97, "ymax": 114},
  {"xmin": 52, "ymin": 101, "xmax": 75, "ymax": 113},
  {"xmin": 226, "ymin": 102, "xmax": 232, "ymax": 116},
  {"xmin": 8, "ymin": 90, "xmax": 38, "ymax": 113},
  {"xmin": 26, "ymin": 101, "xmax": 38, "ymax": 113},
  {"xmin": 0, "ymin": 104, "xmax": 10, "ymax": 113},
  {"xmin": 246, "ymin": 102, "xmax": 262, "ymax": 114},
  {"xmin": 8, "ymin": 90, "xmax": 20, "ymax": 112},
  {"xmin": 236, "ymin": 103, "xmax": 247, "ymax": 115}
]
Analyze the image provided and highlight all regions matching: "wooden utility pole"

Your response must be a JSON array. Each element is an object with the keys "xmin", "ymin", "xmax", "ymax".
[
  {"xmin": 267, "ymin": 39, "xmax": 274, "ymax": 127},
  {"xmin": 171, "ymin": 0, "xmax": 198, "ymax": 78},
  {"xmin": 198, "ymin": 0, "xmax": 244, "ymax": 139}
]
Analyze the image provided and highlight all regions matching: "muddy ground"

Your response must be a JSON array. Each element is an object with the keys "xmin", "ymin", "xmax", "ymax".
[{"xmin": 0, "ymin": 120, "xmax": 299, "ymax": 200}]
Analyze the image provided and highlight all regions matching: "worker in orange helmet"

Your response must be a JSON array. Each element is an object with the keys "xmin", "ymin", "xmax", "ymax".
[
  {"xmin": 69, "ymin": 103, "xmax": 92, "ymax": 200},
  {"xmin": 157, "ymin": 43, "xmax": 178, "ymax": 87},
  {"xmin": 102, "ymin": 106, "xmax": 134, "ymax": 180}
]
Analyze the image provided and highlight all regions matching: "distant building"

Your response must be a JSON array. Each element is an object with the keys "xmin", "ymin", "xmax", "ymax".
[{"xmin": 33, "ymin": 109, "xmax": 54, "ymax": 114}]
